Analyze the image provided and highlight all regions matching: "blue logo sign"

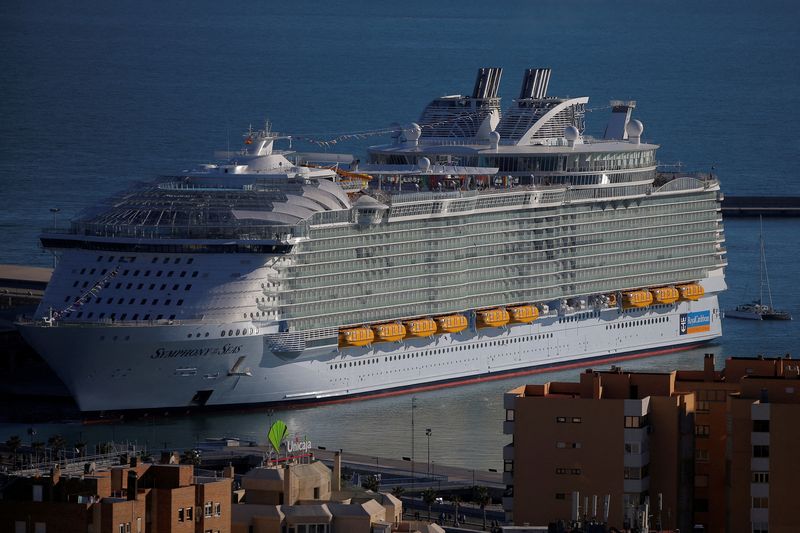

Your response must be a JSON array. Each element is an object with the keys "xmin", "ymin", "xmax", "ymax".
[{"xmin": 679, "ymin": 311, "xmax": 711, "ymax": 335}]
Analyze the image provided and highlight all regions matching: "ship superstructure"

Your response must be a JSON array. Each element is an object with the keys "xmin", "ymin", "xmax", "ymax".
[{"xmin": 19, "ymin": 70, "xmax": 726, "ymax": 411}]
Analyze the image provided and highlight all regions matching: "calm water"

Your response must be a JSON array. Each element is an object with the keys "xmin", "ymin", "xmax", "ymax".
[{"xmin": 1, "ymin": 0, "xmax": 799, "ymax": 470}]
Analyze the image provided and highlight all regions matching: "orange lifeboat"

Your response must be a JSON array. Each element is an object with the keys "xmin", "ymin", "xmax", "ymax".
[
  {"xmin": 477, "ymin": 308, "xmax": 510, "ymax": 328},
  {"xmin": 435, "ymin": 314, "xmax": 468, "ymax": 334},
  {"xmin": 651, "ymin": 287, "xmax": 679, "ymax": 305},
  {"xmin": 607, "ymin": 293, "xmax": 618, "ymax": 307},
  {"xmin": 677, "ymin": 283, "xmax": 704, "ymax": 301},
  {"xmin": 622, "ymin": 290, "xmax": 654, "ymax": 309},
  {"xmin": 508, "ymin": 305, "xmax": 539, "ymax": 324},
  {"xmin": 372, "ymin": 322, "xmax": 406, "ymax": 343},
  {"xmin": 338, "ymin": 326, "xmax": 374, "ymax": 348},
  {"xmin": 403, "ymin": 318, "xmax": 437, "ymax": 338}
]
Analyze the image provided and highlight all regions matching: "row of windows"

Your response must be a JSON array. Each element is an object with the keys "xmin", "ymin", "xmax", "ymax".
[
  {"xmin": 556, "ymin": 416, "xmax": 582, "ymax": 424},
  {"xmin": 559, "ymin": 311, "xmax": 600, "ymax": 323},
  {"xmin": 220, "ymin": 328, "xmax": 256, "ymax": 337},
  {"xmin": 80, "ymin": 311, "xmax": 176, "ymax": 321},
  {"xmin": 329, "ymin": 333, "xmax": 555, "ymax": 370},
  {"xmin": 555, "ymin": 468, "xmax": 581, "ymax": 475},
  {"xmin": 624, "ymin": 415, "xmax": 649, "ymax": 428},
  {"xmin": 606, "ymin": 316, "xmax": 670, "ymax": 330},
  {"xmin": 96, "ymin": 255, "xmax": 195, "ymax": 265},
  {"xmin": 556, "ymin": 441, "xmax": 582, "ymax": 449},
  {"xmin": 65, "ymin": 295, "xmax": 185, "ymax": 306},
  {"xmin": 623, "ymin": 465, "xmax": 649, "ymax": 480},
  {"xmin": 73, "ymin": 278, "xmax": 196, "ymax": 290},
  {"xmin": 79, "ymin": 267, "xmax": 198, "ymax": 278}
]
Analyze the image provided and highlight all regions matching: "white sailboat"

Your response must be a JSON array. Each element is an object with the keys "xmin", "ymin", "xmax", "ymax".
[{"xmin": 726, "ymin": 216, "xmax": 792, "ymax": 321}]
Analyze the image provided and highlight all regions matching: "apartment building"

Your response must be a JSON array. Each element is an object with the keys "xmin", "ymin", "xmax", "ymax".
[
  {"xmin": 503, "ymin": 354, "xmax": 800, "ymax": 532},
  {"xmin": 0, "ymin": 457, "xmax": 231, "ymax": 533}
]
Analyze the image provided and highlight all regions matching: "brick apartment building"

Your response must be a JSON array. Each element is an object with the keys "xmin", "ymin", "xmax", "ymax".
[
  {"xmin": 503, "ymin": 354, "xmax": 800, "ymax": 533},
  {"xmin": 0, "ymin": 457, "xmax": 231, "ymax": 533}
]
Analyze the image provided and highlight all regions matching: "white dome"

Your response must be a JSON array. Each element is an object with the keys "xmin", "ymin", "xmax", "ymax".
[
  {"xmin": 564, "ymin": 125, "xmax": 580, "ymax": 141},
  {"xmin": 404, "ymin": 122, "xmax": 422, "ymax": 141},
  {"xmin": 626, "ymin": 119, "xmax": 644, "ymax": 138},
  {"xmin": 418, "ymin": 157, "xmax": 431, "ymax": 172}
]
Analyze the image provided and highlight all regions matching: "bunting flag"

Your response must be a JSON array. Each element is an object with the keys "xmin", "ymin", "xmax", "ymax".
[
  {"xmin": 284, "ymin": 104, "xmax": 613, "ymax": 147},
  {"xmin": 52, "ymin": 266, "xmax": 120, "ymax": 321}
]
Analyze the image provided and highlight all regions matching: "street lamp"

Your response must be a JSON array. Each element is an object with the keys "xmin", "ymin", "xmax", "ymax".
[
  {"xmin": 411, "ymin": 397, "xmax": 417, "ymax": 489},
  {"xmin": 50, "ymin": 207, "xmax": 60, "ymax": 229},
  {"xmin": 425, "ymin": 428, "xmax": 432, "ymax": 476},
  {"xmin": 49, "ymin": 208, "xmax": 60, "ymax": 268}
]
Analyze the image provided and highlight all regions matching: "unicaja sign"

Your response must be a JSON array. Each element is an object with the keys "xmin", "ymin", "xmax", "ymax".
[
  {"xmin": 267, "ymin": 419, "xmax": 312, "ymax": 455},
  {"xmin": 287, "ymin": 434, "xmax": 312, "ymax": 454}
]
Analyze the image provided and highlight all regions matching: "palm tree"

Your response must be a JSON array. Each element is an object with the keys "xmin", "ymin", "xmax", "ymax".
[
  {"xmin": 421, "ymin": 488, "xmax": 437, "ymax": 522},
  {"xmin": 75, "ymin": 441, "xmax": 87, "ymax": 458},
  {"xmin": 32, "ymin": 441, "xmax": 45, "ymax": 463},
  {"xmin": 6, "ymin": 435, "xmax": 22, "ymax": 467},
  {"xmin": 451, "ymin": 494, "xmax": 462, "ymax": 527},
  {"xmin": 391, "ymin": 486, "xmax": 405, "ymax": 499},
  {"xmin": 472, "ymin": 485, "xmax": 491, "ymax": 531},
  {"xmin": 48, "ymin": 435, "xmax": 66, "ymax": 462}
]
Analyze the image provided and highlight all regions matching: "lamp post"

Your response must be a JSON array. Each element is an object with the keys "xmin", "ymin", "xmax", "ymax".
[
  {"xmin": 49, "ymin": 208, "xmax": 60, "ymax": 268},
  {"xmin": 411, "ymin": 397, "xmax": 417, "ymax": 489},
  {"xmin": 50, "ymin": 207, "xmax": 60, "ymax": 229},
  {"xmin": 425, "ymin": 428, "xmax": 432, "ymax": 476}
]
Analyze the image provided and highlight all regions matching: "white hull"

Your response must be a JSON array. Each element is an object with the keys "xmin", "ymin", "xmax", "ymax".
[{"xmin": 19, "ymin": 295, "xmax": 721, "ymax": 411}]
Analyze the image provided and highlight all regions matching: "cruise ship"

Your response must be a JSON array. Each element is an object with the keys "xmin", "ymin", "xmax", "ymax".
[{"xmin": 18, "ymin": 68, "xmax": 727, "ymax": 411}]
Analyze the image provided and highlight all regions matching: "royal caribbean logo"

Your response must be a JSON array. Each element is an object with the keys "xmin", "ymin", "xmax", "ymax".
[{"xmin": 679, "ymin": 310, "xmax": 711, "ymax": 335}]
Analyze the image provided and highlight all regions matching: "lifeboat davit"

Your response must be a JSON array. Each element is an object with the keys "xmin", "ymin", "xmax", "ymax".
[
  {"xmin": 622, "ymin": 290, "xmax": 654, "ymax": 309},
  {"xmin": 404, "ymin": 318, "xmax": 437, "ymax": 338},
  {"xmin": 477, "ymin": 308, "xmax": 510, "ymax": 328},
  {"xmin": 677, "ymin": 283, "xmax": 704, "ymax": 301},
  {"xmin": 338, "ymin": 326, "xmax": 374, "ymax": 347},
  {"xmin": 372, "ymin": 322, "xmax": 406, "ymax": 343},
  {"xmin": 508, "ymin": 305, "xmax": 539, "ymax": 324},
  {"xmin": 607, "ymin": 293, "xmax": 618, "ymax": 307},
  {"xmin": 651, "ymin": 287, "xmax": 679, "ymax": 305},
  {"xmin": 435, "ymin": 314, "xmax": 468, "ymax": 334}
]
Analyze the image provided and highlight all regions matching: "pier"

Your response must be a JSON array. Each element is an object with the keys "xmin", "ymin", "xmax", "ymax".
[
  {"xmin": 0, "ymin": 264, "xmax": 50, "ymax": 311},
  {"xmin": 721, "ymin": 195, "xmax": 800, "ymax": 217}
]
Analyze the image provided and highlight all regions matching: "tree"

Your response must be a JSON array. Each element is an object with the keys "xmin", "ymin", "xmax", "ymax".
[
  {"xmin": 472, "ymin": 485, "xmax": 491, "ymax": 531},
  {"xmin": 391, "ymin": 486, "xmax": 405, "ymax": 499},
  {"xmin": 451, "ymin": 494, "xmax": 462, "ymax": 527},
  {"xmin": 6, "ymin": 435, "xmax": 22, "ymax": 467},
  {"xmin": 361, "ymin": 474, "xmax": 380, "ymax": 492},
  {"xmin": 421, "ymin": 488, "xmax": 437, "ymax": 522},
  {"xmin": 181, "ymin": 449, "xmax": 202, "ymax": 466}
]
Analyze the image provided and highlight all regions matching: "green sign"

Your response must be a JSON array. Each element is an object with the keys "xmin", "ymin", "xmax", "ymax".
[{"xmin": 268, "ymin": 420, "xmax": 288, "ymax": 453}]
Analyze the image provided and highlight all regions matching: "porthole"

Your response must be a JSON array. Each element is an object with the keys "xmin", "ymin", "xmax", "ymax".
[{"xmin": 221, "ymin": 331, "xmax": 226, "ymax": 337}]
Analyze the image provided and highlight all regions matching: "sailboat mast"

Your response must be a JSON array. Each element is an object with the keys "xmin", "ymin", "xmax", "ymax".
[{"xmin": 760, "ymin": 216, "xmax": 775, "ymax": 308}]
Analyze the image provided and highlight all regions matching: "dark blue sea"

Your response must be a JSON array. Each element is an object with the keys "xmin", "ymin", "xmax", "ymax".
[{"xmin": 1, "ymin": 0, "xmax": 799, "ymax": 469}]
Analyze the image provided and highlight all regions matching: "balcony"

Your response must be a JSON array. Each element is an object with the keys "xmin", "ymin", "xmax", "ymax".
[
  {"xmin": 503, "ymin": 444, "xmax": 514, "ymax": 462},
  {"xmin": 502, "ymin": 496, "xmax": 514, "ymax": 512}
]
